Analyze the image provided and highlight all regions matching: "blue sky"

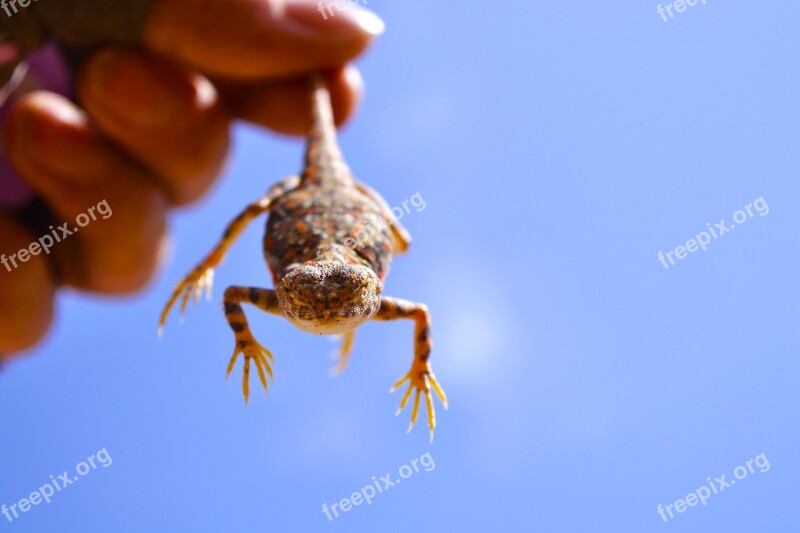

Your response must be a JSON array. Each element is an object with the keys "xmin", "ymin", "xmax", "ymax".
[{"xmin": 2, "ymin": 1, "xmax": 799, "ymax": 531}]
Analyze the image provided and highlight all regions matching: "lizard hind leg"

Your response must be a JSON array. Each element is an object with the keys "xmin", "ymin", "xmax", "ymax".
[
  {"xmin": 223, "ymin": 286, "xmax": 282, "ymax": 403},
  {"xmin": 330, "ymin": 330, "xmax": 356, "ymax": 376}
]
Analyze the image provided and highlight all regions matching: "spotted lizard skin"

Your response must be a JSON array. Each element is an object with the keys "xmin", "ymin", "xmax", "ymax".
[{"xmin": 159, "ymin": 75, "xmax": 447, "ymax": 440}]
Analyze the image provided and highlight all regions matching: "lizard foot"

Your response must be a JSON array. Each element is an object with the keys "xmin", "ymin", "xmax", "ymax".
[
  {"xmin": 226, "ymin": 333, "xmax": 274, "ymax": 404},
  {"xmin": 158, "ymin": 266, "xmax": 215, "ymax": 334},
  {"xmin": 391, "ymin": 366, "xmax": 448, "ymax": 442}
]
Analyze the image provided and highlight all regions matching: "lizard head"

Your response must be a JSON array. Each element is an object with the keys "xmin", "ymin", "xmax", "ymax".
[{"xmin": 276, "ymin": 261, "xmax": 383, "ymax": 335}]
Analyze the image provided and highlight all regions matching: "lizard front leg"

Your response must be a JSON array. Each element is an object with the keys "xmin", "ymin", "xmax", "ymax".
[
  {"xmin": 373, "ymin": 297, "xmax": 448, "ymax": 441},
  {"xmin": 159, "ymin": 175, "xmax": 299, "ymax": 333},
  {"xmin": 223, "ymin": 286, "xmax": 282, "ymax": 403}
]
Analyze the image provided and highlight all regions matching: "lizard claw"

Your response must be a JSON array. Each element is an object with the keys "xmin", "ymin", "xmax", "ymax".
[
  {"xmin": 158, "ymin": 267, "xmax": 215, "ymax": 334},
  {"xmin": 391, "ymin": 369, "xmax": 447, "ymax": 442},
  {"xmin": 226, "ymin": 334, "xmax": 274, "ymax": 403}
]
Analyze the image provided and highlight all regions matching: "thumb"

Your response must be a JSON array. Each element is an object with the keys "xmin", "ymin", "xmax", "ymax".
[{"xmin": 142, "ymin": 0, "xmax": 385, "ymax": 79}]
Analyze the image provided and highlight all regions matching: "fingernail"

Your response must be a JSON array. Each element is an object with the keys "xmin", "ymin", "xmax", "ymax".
[
  {"xmin": 284, "ymin": 0, "xmax": 385, "ymax": 37},
  {"xmin": 351, "ymin": 9, "xmax": 385, "ymax": 35},
  {"xmin": 85, "ymin": 50, "xmax": 187, "ymax": 130},
  {"xmin": 342, "ymin": 63, "xmax": 364, "ymax": 93}
]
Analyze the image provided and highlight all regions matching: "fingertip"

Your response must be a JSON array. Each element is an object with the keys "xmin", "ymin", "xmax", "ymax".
[
  {"xmin": 0, "ymin": 213, "xmax": 56, "ymax": 358},
  {"xmin": 145, "ymin": 0, "xmax": 382, "ymax": 79},
  {"xmin": 78, "ymin": 48, "xmax": 218, "ymax": 131},
  {"xmin": 280, "ymin": 0, "xmax": 385, "ymax": 38},
  {"xmin": 333, "ymin": 64, "xmax": 364, "ymax": 127},
  {"xmin": 4, "ymin": 91, "xmax": 105, "ymax": 184},
  {"xmin": 78, "ymin": 48, "xmax": 231, "ymax": 206}
]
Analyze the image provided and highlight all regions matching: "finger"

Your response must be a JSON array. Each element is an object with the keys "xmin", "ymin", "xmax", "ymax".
[
  {"xmin": 4, "ymin": 91, "xmax": 169, "ymax": 294},
  {"xmin": 143, "ymin": 0, "xmax": 384, "ymax": 79},
  {"xmin": 0, "ymin": 212, "xmax": 56, "ymax": 358},
  {"xmin": 78, "ymin": 48, "xmax": 230, "ymax": 206},
  {"xmin": 218, "ymin": 65, "xmax": 363, "ymax": 136}
]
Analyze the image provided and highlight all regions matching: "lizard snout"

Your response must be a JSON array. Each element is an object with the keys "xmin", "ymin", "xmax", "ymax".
[{"xmin": 276, "ymin": 262, "xmax": 382, "ymax": 335}]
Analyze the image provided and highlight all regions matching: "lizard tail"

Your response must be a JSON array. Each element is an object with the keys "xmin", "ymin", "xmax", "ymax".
[{"xmin": 302, "ymin": 73, "xmax": 350, "ymax": 185}]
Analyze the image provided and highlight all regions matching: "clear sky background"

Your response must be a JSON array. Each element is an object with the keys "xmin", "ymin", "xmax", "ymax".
[{"xmin": 2, "ymin": 1, "xmax": 799, "ymax": 531}]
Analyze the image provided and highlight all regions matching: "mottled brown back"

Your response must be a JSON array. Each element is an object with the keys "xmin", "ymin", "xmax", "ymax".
[{"xmin": 264, "ymin": 183, "xmax": 394, "ymax": 283}]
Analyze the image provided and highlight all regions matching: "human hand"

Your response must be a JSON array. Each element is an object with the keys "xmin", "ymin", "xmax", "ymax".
[{"xmin": 0, "ymin": 0, "xmax": 383, "ymax": 357}]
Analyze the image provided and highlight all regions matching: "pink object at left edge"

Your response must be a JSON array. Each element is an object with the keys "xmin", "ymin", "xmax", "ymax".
[
  {"xmin": 0, "ymin": 43, "xmax": 19, "ymax": 64},
  {"xmin": 0, "ymin": 44, "xmax": 72, "ymax": 208}
]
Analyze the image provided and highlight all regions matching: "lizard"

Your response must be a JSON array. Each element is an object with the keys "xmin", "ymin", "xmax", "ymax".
[{"xmin": 158, "ymin": 74, "xmax": 447, "ymax": 440}]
